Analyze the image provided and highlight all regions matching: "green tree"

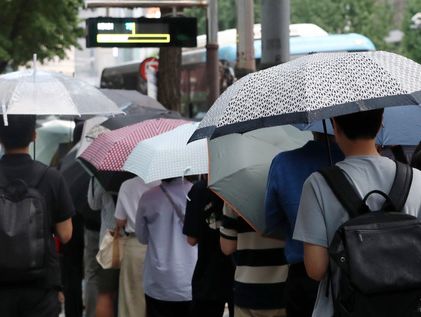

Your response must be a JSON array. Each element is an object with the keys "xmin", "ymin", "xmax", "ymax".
[
  {"xmin": 291, "ymin": 0, "xmax": 394, "ymax": 51},
  {"xmin": 184, "ymin": 0, "xmax": 261, "ymax": 35},
  {"xmin": 400, "ymin": 0, "xmax": 421, "ymax": 63},
  {"xmin": 185, "ymin": 0, "xmax": 393, "ymax": 51},
  {"xmin": 0, "ymin": 0, "xmax": 84, "ymax": 74}
]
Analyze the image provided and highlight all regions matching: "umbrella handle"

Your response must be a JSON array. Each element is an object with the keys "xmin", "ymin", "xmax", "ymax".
[
  {"xmin": 1, "ymin": 104, "xmax": 8, "ymax": 126},
  {"xmin": 183, "ymin": 167, "xmax": 192, "ymax": 201}
]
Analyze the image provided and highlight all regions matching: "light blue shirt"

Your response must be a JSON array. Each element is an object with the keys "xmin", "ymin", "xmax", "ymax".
[{"xmin": 136, "ymin": 178, "xmax": 197, "ymax": 301}]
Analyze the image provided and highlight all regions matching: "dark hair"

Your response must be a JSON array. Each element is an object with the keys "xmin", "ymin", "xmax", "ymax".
[
  {"xmin": 0, "ymin": 115, "xmax": 36, "ymax": 150},
  {"xmin": 333, "ymin": 109, "xmax": 384, "ymax": 140}
]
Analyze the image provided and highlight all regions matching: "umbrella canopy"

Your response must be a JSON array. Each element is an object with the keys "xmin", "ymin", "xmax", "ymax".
[
  {"xmin": 98, "ymin": 88, "xmax": 184, "ymax": 130},
  {"xmin": 79, "ymin": 118, "xmax": 189, "ymax": 172},
  {"xmin": 99, "ymin": 88, "xmax": 165, "ymax": 111},
  {"xmin": 190, "ymin": 51, "xmax": 421, "ymax": 141},
  {"xmin": 208, "ymin": 125, "xmax": 312, "ymax": 235},
  {"xmin": 77, "ymin": 116, "xmax": 108, "ymax": 157},
  {"xmin": 123, "ymin": 122, "xmax": 208, "ymax": 183},
  {"xmin": 0, "ymin": 70, "xmax": 122, "ymax": 116},
  {"xmin": 101, "ymin": 108, "xmax": 182, "ymax": 130},
  {"xmin": 296, "ymin": 105, "xmax": 421, "ymax": 146}
]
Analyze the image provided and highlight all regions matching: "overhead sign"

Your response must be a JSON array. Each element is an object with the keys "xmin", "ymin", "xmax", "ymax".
[
  {"xmin": 85, "ymin": 1, "xmax": 208, "ymax": 8},
  {"xmin": 86, "ymin": 17, "xmax": 197, "ymax": 47}
]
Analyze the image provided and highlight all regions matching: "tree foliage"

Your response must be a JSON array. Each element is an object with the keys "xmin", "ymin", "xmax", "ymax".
[
  {"xmin": 184, "ymin": 0, "xmax": 261, "ymax": 35},
  {"xmin": 400, "ymin": 0, "xmax": 421, "ymax": 63},
  {"xmin": 0, "ymin": 0, "xmax": 84, "ymax": 73},
  {"xmin": 185, "ymin": 0, "xmax": 394, "ymax": 51},
  {"xmin": 291, "ymin": 0, "xmax": 394, "ymax": 51}
]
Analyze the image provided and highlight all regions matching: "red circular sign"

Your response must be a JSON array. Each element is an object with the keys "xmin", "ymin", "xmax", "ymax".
[{"xmin": 139, "ymin": 57, "xmax": 159, "ymax": 81}]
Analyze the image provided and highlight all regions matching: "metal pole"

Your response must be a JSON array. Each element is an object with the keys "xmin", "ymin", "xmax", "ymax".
[
  {"xmin": 261, "ymin": 0, "xmax": 290, "ymax": 69},
  {"xmin": 235, "ymin": 0, "xmax": 255, "ymax": 78},
  {"xmin": 206, "ymin": 0, "xmax": 219, "ymax": 106}
]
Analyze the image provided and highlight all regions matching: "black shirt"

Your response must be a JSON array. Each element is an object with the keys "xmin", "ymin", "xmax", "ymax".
[
  {"xmin": 0, "ymin": 154, "xmax": 75, "ymax": 289},
  {"xmin": 183, "ymin": 180, "xmax": 234, "ymax": 302}
]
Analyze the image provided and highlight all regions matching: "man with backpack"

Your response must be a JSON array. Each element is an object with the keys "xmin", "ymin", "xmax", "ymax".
[
  {"xmin": 293, "ymin": 109, "xmax": 421, "ymax": 317},
  {"xmin": 0, "ymin": 115, "xmax": 74, "ymax": 317}
]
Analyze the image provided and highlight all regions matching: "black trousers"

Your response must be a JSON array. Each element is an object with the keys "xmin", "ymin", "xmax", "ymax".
[
  {"xmin": 62, "ymin": 214, "xmax": 84, "ymax": 317},
  {"xmin": 285, "ymin": 262, "xmax": 319, "ymax": 317},
  {"xmin": 145, "ymin": 294, "xmax": 192, "ymax": 317},
  {"xmin": 191, "ymin": 299, "xmax": 234, "ymax": 317},
  {"xmin": 0, "ymin": 287, "xmax": 60, "ymax": 317}
]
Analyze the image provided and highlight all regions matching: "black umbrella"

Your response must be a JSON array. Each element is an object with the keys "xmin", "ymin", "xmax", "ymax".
[
  {"xmin": 100, "ymin": 88, "xmax": 165, "ymax": 111},
  {"xmin": 101, "ymin": 108, "xmax": 183, "ymax": 130},
  {"xmin": 77, "ymin": 156, "xmax": 135, "ymax": 194}
]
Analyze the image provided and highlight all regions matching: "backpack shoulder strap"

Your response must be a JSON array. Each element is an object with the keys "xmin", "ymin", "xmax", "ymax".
[
  {"xmin": 318, "ymin": 166, "xmax": 363, "ymax": 218},
  {"xmin": 383, "ymin": 161, "xmax": 413, "ymax": 211},
  {"xmin": 28, "ymin": 163, "xmax": 50, "ymax": 189},
  {"xmin": 0, "ymin": 164, "xmax": 9, "ymax": 187}
]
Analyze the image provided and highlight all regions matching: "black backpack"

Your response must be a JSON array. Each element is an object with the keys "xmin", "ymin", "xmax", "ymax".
[
  {"xmin": 319, "ymin": 161, "xmax": 421, "ymax": 317},
  {"xmin": 0, "ymin": 165, "xmax": 50, "ymax": 283}
]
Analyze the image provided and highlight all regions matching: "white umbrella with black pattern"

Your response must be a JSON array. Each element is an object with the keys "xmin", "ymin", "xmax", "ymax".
[{"xmin": 190, "ymin": 51, "xmax": 421, "ymax": 142}]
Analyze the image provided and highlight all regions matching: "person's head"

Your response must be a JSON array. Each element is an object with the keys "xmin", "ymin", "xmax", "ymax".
[
  {"xmin": 332, "ymin": 109, "xmax": 384, "ymax": 140},
  {"xmin": 331, "ymin": 109, "xmax": 383, "ymax": 155},
  {"xmin": 0, "ymin": 115, "xmax": 36, "ymax": 152}
]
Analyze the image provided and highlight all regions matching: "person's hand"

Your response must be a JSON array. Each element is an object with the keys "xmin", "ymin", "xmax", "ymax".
[{"xmin": 115, "ymin": 218, "xmax": 127, "ymax": 230}]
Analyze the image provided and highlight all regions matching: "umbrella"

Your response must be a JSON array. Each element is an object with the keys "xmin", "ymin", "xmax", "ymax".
[
  {"xmin": 79, "ymin": 118, "xmax": 189, "ymax": 172},
  {"xmin": 101, "ymin": 107, "xmax": 183, "ymax": 130},
  {"xmin": 208, "ymin": 125, "xmax": 312, "ymax": 235},
  {"xmin": 295, "ymin": 105, "xmax": 421, "ymax": 146},
  {"xmin": 77, "ymin": 116, "xmax": 108, "ymax": 157},
  {"xmin": 123, "ymin": 122, "xmax": 208, "ymax": 183},
  {"xmin": 190, "ymin": 51, "xmax": 421, "ymax": 141},
  {"xmin": 0, "ymin": 70, "xmax": 122, "ymax": 116},
  {"xmin": 99, "ymin": 88, "xmax": 165, "ymax": 111}
]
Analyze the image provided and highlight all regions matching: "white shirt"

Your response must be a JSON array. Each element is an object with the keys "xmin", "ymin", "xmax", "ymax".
[
  {"xmin": 135, "ymin": 178, "xmax": 197, "ymax": 301},
  {"xmin": 114, "ymin": 177, "xmax": 159, "ymax": 233}
]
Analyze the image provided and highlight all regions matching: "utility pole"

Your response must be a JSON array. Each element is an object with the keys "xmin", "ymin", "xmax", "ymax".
[
  {"xmin": 207, "ymin": 0, "xmax": 219, "ymax": 106},
  {"xmin": 235, "ymin": 0, "xmax": 256, "ymax": 78},
  {"xmin": 260, "ymin": 0, "xmax": 290, "ymax": 69}
]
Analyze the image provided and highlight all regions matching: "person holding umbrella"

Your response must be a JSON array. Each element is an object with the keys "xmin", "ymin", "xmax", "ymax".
[
  {"xmin": 293, "ymin": 109, "xmax": 421, "ymax": 316},
  {"xmin": 135, "ymin": 177, "xmax": 197, "ymax": 317},
  {"xmin": 265, "ymin": 132, "xmax": 343, "ymax": 317},
  {"xmin": 114, "ymin": 176, "xmax": 159, "ymax": 317},
  {"xmin": 183, "ymin": 175, "xmax": 235, "ymax": 317}
]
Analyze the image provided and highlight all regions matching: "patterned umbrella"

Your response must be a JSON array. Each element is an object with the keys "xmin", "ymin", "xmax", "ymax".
[
  {"xmin": 190, "ymin": 51, "xmax": 421, "ymax": 141},
  {"xmin": 79, "ymin": 118, "xmax": 189, "ymax": 172},
  {"xmin": 123, "ymin": 122, "xmax": 208, "ymax": 183}
]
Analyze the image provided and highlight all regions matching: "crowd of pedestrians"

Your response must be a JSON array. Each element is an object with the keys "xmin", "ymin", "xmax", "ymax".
[{"xmin": 1, "ymin": 105, "xmax": 421, "ymax": 317}]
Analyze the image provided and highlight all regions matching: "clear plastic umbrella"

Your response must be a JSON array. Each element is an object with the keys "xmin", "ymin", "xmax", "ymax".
[{"xmin": 0, "ymin": 70, "xmax": 122, "ymax": 117}]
